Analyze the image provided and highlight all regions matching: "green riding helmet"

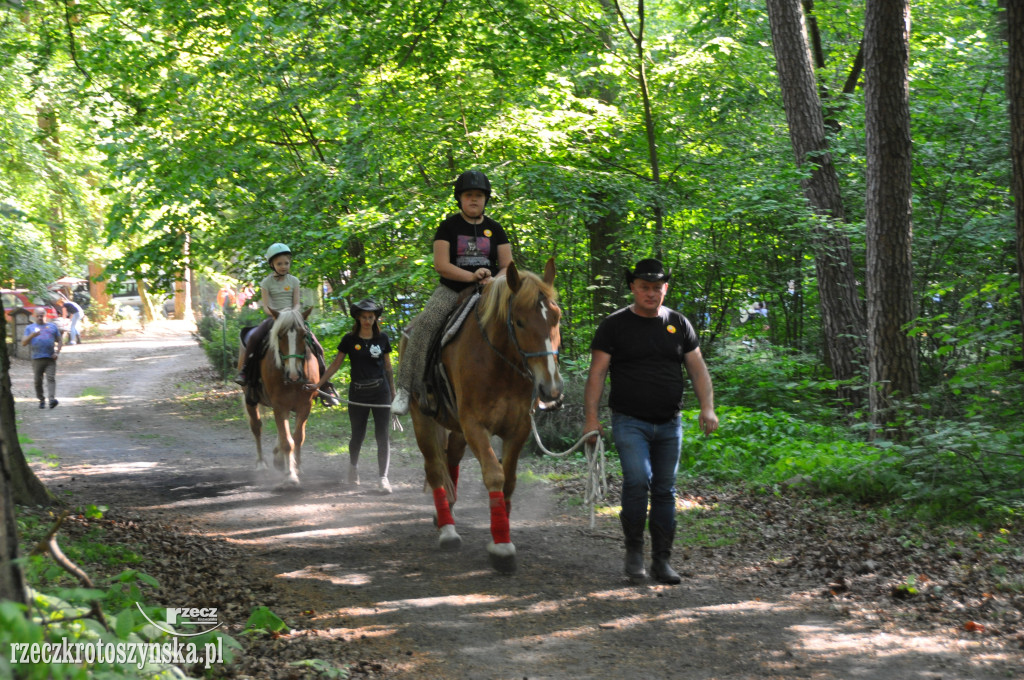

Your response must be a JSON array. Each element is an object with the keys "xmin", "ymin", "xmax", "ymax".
[{"xmin": 265, "ymin": 243, "xmax": 292, "ymax": 265}]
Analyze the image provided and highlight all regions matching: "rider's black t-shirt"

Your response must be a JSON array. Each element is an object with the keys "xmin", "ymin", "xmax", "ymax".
[
  {"xmin": 433, "ymin": 213, "xmax": 510, "ymax": 292},
  {"xmin": 590, "ymin": 306, "xmax": 700, "ymax": 423}
]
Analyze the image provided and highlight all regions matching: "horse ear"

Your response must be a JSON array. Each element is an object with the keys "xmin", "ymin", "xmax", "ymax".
[
  {"xmin": 543, "ymin": 257, "xmax": 556, "ymax": 285},
  {"xmin": 269, "ymin": 308, "xmax": 280, "ymax": 319},
  {"xmin": 302, "ymin": 306, "xmax": 313, "ymax": 320},
  {"xmin": 506, "ymin": 260, "xmax": 522, "ymax": 293}
]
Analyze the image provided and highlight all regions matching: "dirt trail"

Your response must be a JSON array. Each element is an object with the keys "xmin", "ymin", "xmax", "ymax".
[{"xmin": 9, "ymin": 321, "xmax": 1020, "ymax": 679}]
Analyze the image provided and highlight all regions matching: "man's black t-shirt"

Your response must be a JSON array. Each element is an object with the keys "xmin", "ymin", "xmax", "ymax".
[
  {"xmin": 590, "ymin": 306, "xmax": 700, "ymax": 423},
  {"xmin": 338, "ymin": 331, "xmax": 392, "ymax": 384},
  {"xmin": 433, "ymin": 213, "xmax": 510, "ymax": 292}
]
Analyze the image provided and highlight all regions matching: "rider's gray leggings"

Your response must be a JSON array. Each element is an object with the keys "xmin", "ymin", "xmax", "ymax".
[{"xmin": 396, "ymin": 285, "xmax": 459, "ymax": 392}]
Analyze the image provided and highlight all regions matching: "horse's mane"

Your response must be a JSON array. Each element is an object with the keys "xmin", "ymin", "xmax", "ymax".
[
  {"xmin": 267, "ymin": 308, "xmax": 306, "ymax": 366},
  {"xmin": 478, "ymin": 269, "xmax": 558, "ymax": 331}
]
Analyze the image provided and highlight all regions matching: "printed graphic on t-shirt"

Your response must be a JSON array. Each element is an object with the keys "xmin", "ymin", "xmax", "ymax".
[
  {"xmin": 369, "ymin": 343, "xmax": 383, "ymax": 358},
  {"xmin": 456, "ymin": 236, "xmax": 491, "ymax": 270}
]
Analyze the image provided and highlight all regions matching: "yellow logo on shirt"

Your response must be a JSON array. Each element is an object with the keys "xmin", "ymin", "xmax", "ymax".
[
  {"xmin": 354, "ymin": 344, "xmax": 362, "ymax": 351},
  {"xmin": 667, "ymin": 325, "xmax": 677, "ymax": 334},
  {"xmin": 284, "ymin": 286, "xmax": 291, "ymax": 291},
  {"xmin": 483, "ymin": 229, "xmax": 492, "ymax": 238}
]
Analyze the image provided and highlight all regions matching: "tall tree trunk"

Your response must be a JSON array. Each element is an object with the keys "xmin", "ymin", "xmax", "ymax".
[
  {"xmin": 36, "ymin": 107, "xmax": 68, "ymax": 260},
  {"xmin": 138, "ymin": 280, "xmax": 157, "ymax": 323},
  {"xmin": 864, "ymin": 0, "xmax": 919, "ymax": 431},
  {"xmin": 584, "ymin": 0, "xmax": 628, "ymax": 318},
  {"xmin": 587, "ymin": 204, "xmax": 627, "ymax": 317},
  {"xmin": 0, "ymin": 305, "xmax": 27, "ymax": 604},
  {"xmin": 766, "ymin": 0, "xmax": 866, "ymax": 408},
  {"xmin": 614, "ymin": 0, "xmax": 665, "ymax": 257},
  {"xmin": 1006, "ymin": 0, "xmax": 1024, "ymax": 365}
]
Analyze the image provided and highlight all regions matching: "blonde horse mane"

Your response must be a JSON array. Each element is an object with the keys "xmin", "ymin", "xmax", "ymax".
[
  {"xmin": 478, "ymin": 269, "xmax": 558, "ymax": 332},
  {"xmin": 267, "ymin": 308, "xmax": 306, "ymax": 368}
]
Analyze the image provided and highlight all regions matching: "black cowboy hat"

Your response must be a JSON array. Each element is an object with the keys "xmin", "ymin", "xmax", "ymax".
[
  {"xmin": 350, "ymin": 298, "xmax": 383, "ymax": 319},
  {"xmin": 625, "ymin": 258, "xmax": 672, "ymax": 284}
]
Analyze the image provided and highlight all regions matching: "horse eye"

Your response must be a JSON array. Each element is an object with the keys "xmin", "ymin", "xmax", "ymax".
[{"xmin": 515, "ymin": 319, "xmax": 525, "ymax": 329}]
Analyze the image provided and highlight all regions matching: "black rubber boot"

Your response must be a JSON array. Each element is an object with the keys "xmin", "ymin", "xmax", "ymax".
[
  {"xmin": 649, "ymin": 521, "xmax": 682, "ymax": 585},
  {"xmin": 620, "ymin": 514, "xmax": 647, "ymax": 581}
]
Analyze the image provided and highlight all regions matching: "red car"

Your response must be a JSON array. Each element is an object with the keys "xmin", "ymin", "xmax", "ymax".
[{"xmin": 2, "ymin": 289, "xmax": 60, "ymax": 323}]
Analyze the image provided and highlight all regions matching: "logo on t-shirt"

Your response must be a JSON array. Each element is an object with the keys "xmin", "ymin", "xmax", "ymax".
[
  {"xmin": 483, "ymin": 229, "xmax": 493, "ymax": 238},
  {"xmin": 369, "ymin": 344, "xmax": 382, "ymax": 358},
  {"xmin": 354, "ymin": 344, "xmax": 362, "ymax": 351},
  {"xmin": 456, "ymin": 236, "xmax": 491, "ymax": 269},
  {"xmin": 667, "ymin": 325, "xmax": 677, "ymax": 334}
]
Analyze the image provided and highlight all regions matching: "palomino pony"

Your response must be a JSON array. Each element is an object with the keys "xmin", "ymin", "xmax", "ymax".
[
  {"xmin": 244, "ymin": 307, "xmax": 319, "ymax": 489},
  {"xmin": 403, "ymin": 259, "xmax": 563, "ymax": 573}
]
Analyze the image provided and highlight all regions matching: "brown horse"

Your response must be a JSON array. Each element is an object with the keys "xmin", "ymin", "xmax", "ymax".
[
  {"xmin": 245, "ymin": 307, "xmax": 319, "ymax": 489},
  {"xmin": 403, "ymin": 259, "xmax": 563, "ymax": 573}
]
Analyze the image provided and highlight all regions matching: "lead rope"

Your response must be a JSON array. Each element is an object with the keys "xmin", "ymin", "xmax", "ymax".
[
  {"xmin": 313, "ymin": 388, "xmax": 404, "ymax": 431},
  {"xmin": 317, "ymin": 387, "xmax": 604, "ymax": 526},
  {"xmin": 529, "ymin": 415, "xmax": 607, "ymax": 530}
]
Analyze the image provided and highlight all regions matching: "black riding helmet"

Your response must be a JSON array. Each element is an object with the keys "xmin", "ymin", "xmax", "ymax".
[
  {"xmin": 454, "ymin": 170, "xmax": 492, "ymax": 206},
  {"xmin": 349, "ymin": 298, "xmax": 383, "ymax": 320}
]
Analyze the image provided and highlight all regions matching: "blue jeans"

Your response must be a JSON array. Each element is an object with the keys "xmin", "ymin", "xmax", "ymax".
[
  {"xmin": 69, "ymin": 312, "xmax": 82, "ymax": 344},
  {"xmin": 612, "ymin": 412, "xmax": 682, "ymax": 533}
]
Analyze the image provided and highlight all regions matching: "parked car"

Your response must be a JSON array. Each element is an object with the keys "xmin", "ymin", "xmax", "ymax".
[
  {"xmin": 2, "ymin": 289, "xmax": 59, "ymax": 323},
  {"xmin": 111, "ymin": 281, "xmax": 171, "ymax": 316}
]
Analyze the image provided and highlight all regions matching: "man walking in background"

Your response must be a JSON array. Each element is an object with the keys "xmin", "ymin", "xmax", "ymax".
[{"xmin": 22, "ymin": 308, "xmax": 62, "ymax": 409}]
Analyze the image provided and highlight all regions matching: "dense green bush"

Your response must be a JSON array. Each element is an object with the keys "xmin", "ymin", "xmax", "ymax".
[
  {"xmin": 196, "ymin": 307, "xmax": 263, "ymax": 379},
  {"xmin": 708, "ymin": 340, "xmax": 854, "ymax": 423}
]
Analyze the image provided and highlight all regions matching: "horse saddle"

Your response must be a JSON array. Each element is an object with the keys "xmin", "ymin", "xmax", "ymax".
[
  {"xmin": 240, "ymin": 325, "xmax": 268, "ymax": 406},
  {"xmin": 418, "ymin": 288, "xmax": 482, "ymax": 420}
]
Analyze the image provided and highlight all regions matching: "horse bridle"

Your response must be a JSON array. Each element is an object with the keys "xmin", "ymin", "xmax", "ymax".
[
  {"xmin": 476, "ymin": 293, "xmax": 560, "ymax": 382},
  {"xmin": 277, "ymin": 330, "xmax": 308, "ymax": 379}
]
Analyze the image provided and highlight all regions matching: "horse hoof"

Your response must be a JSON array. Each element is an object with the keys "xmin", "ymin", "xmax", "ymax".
[
  {"xmin": 255, "ymin": 461, "xmax": 269, "ymax": 471},
  {"xmin": 487, "ymin": 542, "xmax": 517, "ymax": 574},
  {"xmin": 438, "ymin": 524, "xmax": 462, "ymax": 551},
  {"xmin": 273, "ymin": 478, "xmax": 301, "ymax": 493}
]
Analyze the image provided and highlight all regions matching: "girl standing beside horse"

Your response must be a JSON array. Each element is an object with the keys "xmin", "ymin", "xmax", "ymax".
[{"xmin": 311, "ymin": 298, "xmax": 396, "ymax": 493}]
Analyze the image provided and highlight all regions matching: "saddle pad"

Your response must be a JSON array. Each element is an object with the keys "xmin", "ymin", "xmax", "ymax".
[{"xmin": 440, "ymin": 290, "xmax": 481, "ymax": 348}]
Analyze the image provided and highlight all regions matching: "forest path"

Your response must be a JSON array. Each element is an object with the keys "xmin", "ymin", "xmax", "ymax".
[{"xmin": 9, "ymin": 320, "xmax": 1017, "ymax": 679}]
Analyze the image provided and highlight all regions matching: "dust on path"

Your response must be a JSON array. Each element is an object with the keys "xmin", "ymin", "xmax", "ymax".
[{"xmin": 9, "ymin": 320, "xmax": 1020, "ymax": 679}]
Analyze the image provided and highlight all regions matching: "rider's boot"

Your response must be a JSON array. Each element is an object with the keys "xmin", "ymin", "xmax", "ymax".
[{"xmin": 391, "ymin": 387, "xmax": 410, "ymax": 415}]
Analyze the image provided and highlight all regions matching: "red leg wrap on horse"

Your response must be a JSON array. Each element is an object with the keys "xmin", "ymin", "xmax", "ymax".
[
  {"xmin": 489, "ymin": 491, "xmax": 510, "ymax": 544},
  {"xmin": 433, "ymin": 487, "xmax": 455, "ymax": 527}
]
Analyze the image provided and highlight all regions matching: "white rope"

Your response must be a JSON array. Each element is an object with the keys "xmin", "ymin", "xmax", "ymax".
[
  {"xmin": 314, "ymin": 389, "xmax": 403, "ymax": 431},
  {"xmin": 530, "ymin": 415, "xmax": 607, "ymax": 529},
  {"xmin": 320, "ymin": 386, "xmax": 606, "ymax": 525}
]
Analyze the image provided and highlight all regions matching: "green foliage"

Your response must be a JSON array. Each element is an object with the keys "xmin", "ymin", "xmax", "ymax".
[
  {"xmin": 196, "ymin": 307, "xmax": 263, "ymax": 379},
  {"xmin": 244, "ymin": 606, "xmax": 290, "ymax": 635},
  {"xmin": 680, "ymin": 406, "xmax": 889, "ymax": 497},
  {"xmin": 288, "ymin": 658, "xmax": 349, "ymax": 679},
  {"xmin": 6, "ymin": 512, "xmax": 241, "ymax": 679},
  {"xmin": 709, "ymin": 339, "xmax": 852, "ymax": 421}
]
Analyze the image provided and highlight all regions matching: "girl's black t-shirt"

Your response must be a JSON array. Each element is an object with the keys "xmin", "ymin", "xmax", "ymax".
[
  {"xmin": 338, "ymin": 331, "xmax": 392, "ymax": 384},
  {"xmin": 590, "ymin": 306, "xmax": 700, "ymax": 423}
]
